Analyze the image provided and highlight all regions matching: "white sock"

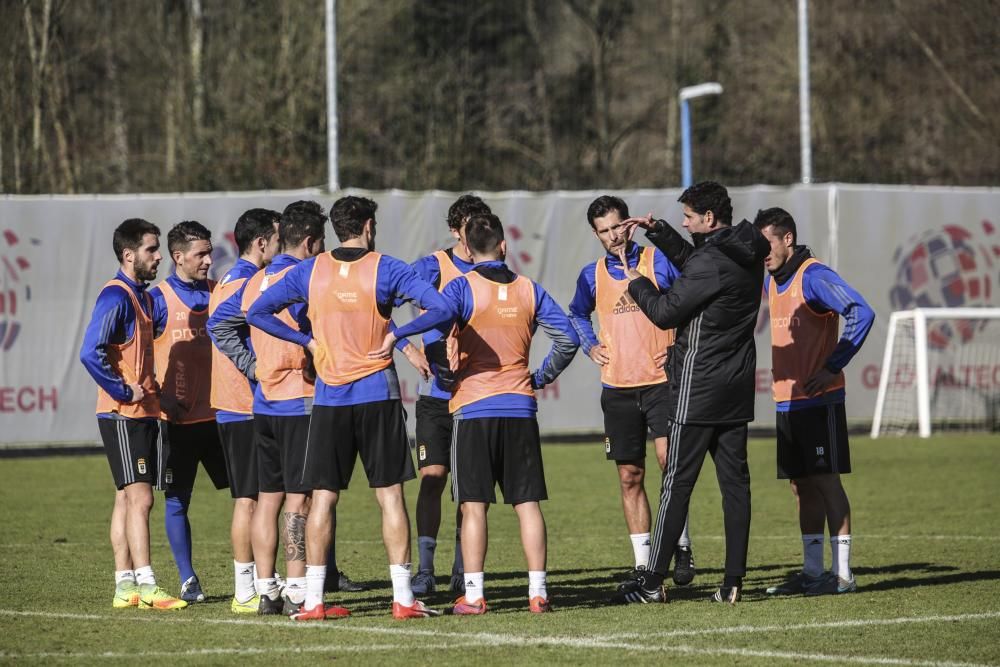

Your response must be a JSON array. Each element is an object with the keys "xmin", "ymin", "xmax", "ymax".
[
  {"xmin": 305, "ymin": 565, "xmax": 326, "ymax": 610},
  {"xmin": 528, "ymin": 570, "xmax": 547, "ymax": 600},
  {"xmin": 134, "ymin": 566, "xmax": 156, "ymax": 587},
  {"xmin": 464, "ymin": 571, "xmax": 485, "ymax": 603},
  {"xmin": 677, "ymin": 515, "xmax": 692, "ymax": 548},
  {"xmin": 115, "ymin": 569, "xmax": 136, "ymax": 586},
  {"xmin": 831, "ymin": 534, "xmax": 852, "ymax": 579},
  {"xmin": 285, "ymin": 576, "xmax": 306, "ymax": 604},
  {"xmin": 629, "ymin": 533, "xmax": 651, "ymax": 568},
  {"xmin": 254, "ymin": 577, "xmax": 279, "ymax": 600},
  {"xmin": 802, "ymin": 533, "xmax": 825, "ymax": 577},
  {"xmin": 417, "ymin": 536, "xmax": 437, "ymax": 573},
  {"xmin": 390, "ymin": 563, "xmax": 415, "ymax": 605},
  {"xmin": 234, "ymin": 561, "xmax": 255, "ymax": 603}
]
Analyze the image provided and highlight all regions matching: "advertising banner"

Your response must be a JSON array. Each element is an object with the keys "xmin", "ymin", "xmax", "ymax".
[{"xmin": 1, "ymin": 185, "xmax": 997, "ymax": 445}]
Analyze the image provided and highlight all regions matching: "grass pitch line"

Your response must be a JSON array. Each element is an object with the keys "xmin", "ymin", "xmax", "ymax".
[
  {"xmin": 0, "ymin": 642, "xmax": 474, "ymax": 661},
  {"xmin": 604, "ymin": 611, "xmax": 1000, "ymax": 641},
  {"xmin": 3, "ymin": 608, "xmax": 1000, "ymax": 665}
]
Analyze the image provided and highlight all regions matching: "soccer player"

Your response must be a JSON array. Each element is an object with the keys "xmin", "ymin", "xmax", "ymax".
[
  {"xmin": 612, "ymin": 181, "xmax": 769, "ymax": 605},
  {"xmin": 206, "ymin": 208, "xmax": 281, "ymax": 613},
  {"xmin": 753, "ymin": 207, "xmax": 875, "ymax": 596},
  {"xmin": 247, "ymin": 195, "xmax": 452, "ymax": 621},
  {"xmin": 568, "ymin": 195, "xmax": 697, "ymax": 589},
  {"xmin": 431, "ymin": 213, "xmax": 580, "ymax": 615},
  {"xmin": 149, "ymin": 221, "xmax": 230, "ymax": 603},
  {"xmin": 408, "ymin": 194, "xmax": 492, "ymax": 596},
  {"xmin": 80, "ymin": 218, "xmax": 187, "ymax": 610},
  {"xmin": 211, "ymin": 201, "xmax": 328, "ymax": 615}
]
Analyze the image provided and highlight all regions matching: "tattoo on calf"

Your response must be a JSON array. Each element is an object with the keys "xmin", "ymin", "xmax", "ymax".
[{"xmin": 283, "ymin": 512, "xmax": 307, "ymax": 562}]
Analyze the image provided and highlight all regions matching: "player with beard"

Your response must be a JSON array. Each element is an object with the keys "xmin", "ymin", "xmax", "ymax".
[
  {"xmin": 81, "ymin": 218, "xmax": 187, "ymax": 610},
  {"xmin": 568, "ymin": 195, "xmax": 696, "ymax": 589}
]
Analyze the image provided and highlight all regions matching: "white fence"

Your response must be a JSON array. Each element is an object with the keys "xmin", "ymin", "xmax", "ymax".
[{"xmin": 1, "ymin": 184, "xmax": 998, "ymax": 445}]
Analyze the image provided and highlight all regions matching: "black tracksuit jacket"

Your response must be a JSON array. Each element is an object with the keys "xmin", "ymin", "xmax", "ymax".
[{"xmin": 627, "ymin": 219, "xmax": 769, "ymax": 426}]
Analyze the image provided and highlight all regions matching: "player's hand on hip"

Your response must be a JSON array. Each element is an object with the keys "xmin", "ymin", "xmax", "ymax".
[
  {"xmin": 127, "ymin": 383, "xmax": 145, "ymax": 403},
  {"xmin": 402, "ymin": 342, "xmax": 431, "ymax": 380},
  {"xmin": 588, "ymin": 344, "xmax": 611, "ymax": 366},
  {"xmin": 653, "ymin": 349, "xmax": 668, "ymax": 369},
  {"xmin": 803, "ymin": 367, "xmax": 837, "ymax": 395},
  {"xmin": 368, "ymin": 332, "xmax": 397, "ymax": 360}
]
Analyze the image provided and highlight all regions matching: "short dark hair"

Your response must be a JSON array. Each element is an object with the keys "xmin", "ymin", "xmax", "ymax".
[
  {"xmin": 753, "ymin": 207, "xmax": 797, "ymax": 244},
  {"xmin": 167, "ymin": 220, "xmax": 212, "ymax": 256},
  {"xmin": 678, "ymin": 181, "xmax": 733, "ymax": 226},
  {"xmin": 235, "ymin": 208, "xmax": 280, "ymax": 255},
  {"xmin": 586, "ymin": 195, "xmax": 630, "ymax": 228},
  {"xmin": 447, "ymin": 194, "xmax": 491, "ymax": 231},
  {"xmin": 464, "ymin": 213, "xmax": 504, "ymax": 255},
  {"xmin": 113, "ymin": 218, "xmax": 160, "ymax": 262},
  {"xmin": 280, "ymin": 200, "xmax": 326, "ymax": 250},
  {"xmin": 330, "ymin": 196, "xmax": 378, "ymax": 242}
]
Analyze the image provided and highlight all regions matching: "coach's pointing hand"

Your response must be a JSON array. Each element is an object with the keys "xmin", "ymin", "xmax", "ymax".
[
  {"xmin": 620, "ymin": 213, "xmax": 656, "ymax": 242},
  {"xmin": 617, "ymin": 245, "xmax": 642, "ymax": 281},
  {"xmin": 368, "ymin": 332, "xmax": 397, "ymax": 360}
]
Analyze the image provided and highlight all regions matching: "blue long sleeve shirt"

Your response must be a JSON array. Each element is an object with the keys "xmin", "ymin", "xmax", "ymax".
[
  {"xmin": 436, "ymin": 261, "xmax": 580, "ymax": 419},
  {"xmin": 246, "ymin": 248, "xmax": 452, "ymax": 407},
  {"xmin": 205, "ymin": 258, "xmax": 261, "ymax": 423},
  {"xmin": 568, "ymin": 242, "xmax": 680, "ymax": 355},
  {"xmin": 765, "ymin": 263, "xmax": 876, "ymax": 412},
  {"xmin": 80, "ymin": 270, "xmax": 154, "ymax": 417},
  {"xmin": 411, "ymin": 248, "xmax": 477, "ymax": 400}
]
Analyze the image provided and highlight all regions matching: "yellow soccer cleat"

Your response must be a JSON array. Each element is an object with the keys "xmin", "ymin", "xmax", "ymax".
[
  {"xmin": 138, "ymin": 584, "xmax": 188, "ymax": 610},
  {"xmin": 112, "ymin": 581, "xmax": 140, "ymax": 608},
  {"xmin": 231, "ymin": 594, "xmax": 260, "ymax": 614}
]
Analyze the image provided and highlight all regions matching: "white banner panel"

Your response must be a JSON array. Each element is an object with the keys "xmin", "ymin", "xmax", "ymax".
[{"xmin": 1, "ymin": 185, "xmax": 997, "ymax": 445}]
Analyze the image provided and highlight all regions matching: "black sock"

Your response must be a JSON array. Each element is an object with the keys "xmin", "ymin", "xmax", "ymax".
[
  {"xmin": 643, "ymin": 571, "xmax": 665, "ymax": 589},
  {"xmin": 723, "ymin": 575, "xmax": 742, "ymax": 589}
]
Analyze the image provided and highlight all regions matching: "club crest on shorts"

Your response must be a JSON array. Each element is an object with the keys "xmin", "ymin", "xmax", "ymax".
[
  {"xmin": 418, "ymin": 444, "xmax": 427, "ymax": 461},
  {"xmin": 604, "ymin": 437, "xmax": 611, "ymax": 454},
  {"xmin": 137, "ymin": 458, "xmax": 147, "ymax": 474}
]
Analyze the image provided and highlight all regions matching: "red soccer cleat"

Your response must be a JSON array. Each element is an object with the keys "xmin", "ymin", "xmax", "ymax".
[
  {"xmin": 392, "ymin": 599, "xmax": 441, "ymax": 619},
  {"xmin": 290, "ymin": 603, "xmax": 351, "ymax": 621},
  {"xmin": 528, "ymin": 596, "xmax": 552, "ymax": 613},
  {"xmin": 451, "ymin": 596, "xmax": 488, "ymax": 615}
]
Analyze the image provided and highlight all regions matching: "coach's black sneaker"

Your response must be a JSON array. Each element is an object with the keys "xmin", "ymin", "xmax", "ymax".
[
  {"xmin": 616, "ymin": 565, "xmax": 648, "ymax": 592},
  {"xmin": 610, "ymin": 571, "xmax": 667, "ymax": 605},
  {"xmin": 672, "ymin": 546, "xmax": 696, "ymax": 586},
  {"xmin": 258, "ymin": 593, "xmax": 285, "ymax": 615},
  {"xmin": 709, "ymin": 585, "xmax": 741, "ymax": 605}
]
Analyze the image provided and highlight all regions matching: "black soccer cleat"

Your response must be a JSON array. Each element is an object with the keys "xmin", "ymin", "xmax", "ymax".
[
  {"xmin": 672, "ymin": 546, "xmax": 696, "ymax": 586},
  {"xmin": 257, "ymin": 594, "xmax": 285, "ymax": 615},
  {"xmin": 324, "ymin": 570, "xmax": 368, "ymax": 593},
  {"xmin": 709, "ymin": 585, "xmax": 741, "ymax": 605},
  {"xmin": 616, "ymin": 565, "xmax": 648, "ymax": 592},
  {"xmin": 609, "ymin": 572, "xmax": 667, "ymax": 605}
]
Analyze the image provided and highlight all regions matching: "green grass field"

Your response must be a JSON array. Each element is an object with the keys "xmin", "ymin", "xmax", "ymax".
[{"xmin": 1, "ymin": 435, "xmax": 998, "ymax": 665}]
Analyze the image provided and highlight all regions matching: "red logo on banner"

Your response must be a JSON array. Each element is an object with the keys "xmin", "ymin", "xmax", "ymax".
[
  {"xmin": 1, "ymin": 229, "xmax": 40, "ymax": 351},
  {"xmin": 890, "ymin": 221, "xmax": 999, "ymax": 349}
]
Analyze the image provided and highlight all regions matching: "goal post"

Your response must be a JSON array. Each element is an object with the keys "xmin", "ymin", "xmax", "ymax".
[{"xmin": 871, "ymin": 307, "xmax": 1000, "ymax": 438}]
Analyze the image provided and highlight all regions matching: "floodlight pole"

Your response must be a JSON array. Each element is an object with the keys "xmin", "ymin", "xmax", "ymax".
[
  {"xmin": 325, "ymin": 0, "xmax": 339, "ymax": 192},
  {"xmin": 798, "ymin": 0, "xmax": 813, "ymax": 184},
  {"xmin": 679, "ymin": 82, "xmax": 723, "ymax": 188}
]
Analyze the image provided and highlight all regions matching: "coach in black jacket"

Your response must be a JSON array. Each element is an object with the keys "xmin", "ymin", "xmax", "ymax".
[{"xmin": 612, "ymin": 181, "xmax": 769, "ymax": 605}]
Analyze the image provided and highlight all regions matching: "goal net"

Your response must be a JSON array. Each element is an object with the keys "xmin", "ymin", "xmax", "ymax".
[{"xmin": 871, "ymin": 308, "xmax": 1000, "ymax": 438}]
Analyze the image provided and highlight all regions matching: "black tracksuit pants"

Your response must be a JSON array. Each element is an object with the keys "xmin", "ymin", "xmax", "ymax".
[{"xmin": 649, "ymin": 420, "xmax": 751, "ymax": 580}]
